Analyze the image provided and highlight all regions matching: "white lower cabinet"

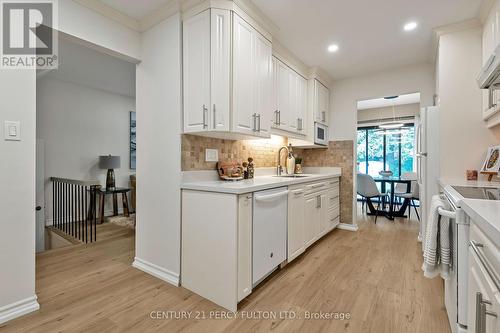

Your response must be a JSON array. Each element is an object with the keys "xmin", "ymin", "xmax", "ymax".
[
  {"xmin": 304, "ymin": 193, "xmax": 321, "ymax": 248},
  {"xmin": 288, "ymin": 177, "xmax": 340, "ymax": 262},
  {"xmin": 467, "ymin": 224, "xmax": 500, "ymax": 333},
  {"xmin": 238, "ymin": 194, "xmax": 253, "ymax": 302},
  {"xmin": 287, "ymin": 186, "xmax": 306, "ymax": 262},
  {"xmin": 181, "ymin": 190, "xmax": 252, "ymax": 312},
  {"xmin": 181, "ymin": 177, "xmax": 341, "ymax": 311}
]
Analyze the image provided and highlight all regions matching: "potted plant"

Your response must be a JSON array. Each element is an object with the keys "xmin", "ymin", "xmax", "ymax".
[{"xmin": 294, "ymin": 156, "xmax": 303, "ymax": 174}]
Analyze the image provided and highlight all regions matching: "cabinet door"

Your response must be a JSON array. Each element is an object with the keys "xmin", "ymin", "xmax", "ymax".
[
  {"xmin": 210, "ymin": 9, "xmax": 230, "ymax": 131},
  {"xmin": 288, "ymin": 71, "xmax": 299, "ymax": 132},
  {"xmin": 233, "ymin": 14, "xmax": 256, "ymax": 135},
  {"xmin": 276, "ymin": 59, "xmax": 290, "ymax": 129},
  {"xmin": 288, "ymin": 188, "xmax": 305, "ymax": 262},
  {"xmin": 319, "ymin": 193, "xmax": 328, "ymax": 236},
  {"xmin": 238, "ymin": 194, "xmax": 252, "ymax": 302},
  {"xmin": 304, "ymin": 195, "xmax": 320, "ymax": 248},
  {"xmin": 314, "ymin": 80, "xmax": 330, "ymax": 124},
  {"xmin": 296, "ymin": 75, "xmax": 307, "ymax": 134},
  {"xmin": 467, "ymin": 247, "xmax": 500, "ymax": 333},
  {"xmin": 254, "ymin": 31, "xmax": 272, "ymax": 135},
  {"xmin": 183, "ymin": 10, "xmax": 210, "ymax": 132}
]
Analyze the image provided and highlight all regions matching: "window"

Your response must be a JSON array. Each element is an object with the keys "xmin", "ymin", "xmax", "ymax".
[{"xmin": 357, "ymin": 124, "xmax": 415, "ymax": 177}]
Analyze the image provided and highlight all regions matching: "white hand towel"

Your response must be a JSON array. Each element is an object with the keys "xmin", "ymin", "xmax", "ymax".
[{"xmin": 422, "ymin": 195, "xmax": 452, "ymax": 279}]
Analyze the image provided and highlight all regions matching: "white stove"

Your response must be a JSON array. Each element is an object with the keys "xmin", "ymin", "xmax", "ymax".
[{"xmin": 441, "ymin": 183, "xmax": 500, "ymax": 333}]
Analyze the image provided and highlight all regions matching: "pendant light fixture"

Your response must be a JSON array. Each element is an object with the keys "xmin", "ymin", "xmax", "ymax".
[{"xmin": 379, "ymin": 96, "xmax": 404, "ymax": 129}]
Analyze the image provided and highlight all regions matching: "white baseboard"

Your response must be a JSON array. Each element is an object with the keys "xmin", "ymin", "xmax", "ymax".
[
  {"xmin": 132, "ymin": 257, "xmax": 179, "ymax": 287},
  {"xmin": 0, "ymin": 295, "xmax": 40, "ymax": 324},
  {"xmin": 338, "ymin": 223, "xmax": 359, "ymax": 232}
]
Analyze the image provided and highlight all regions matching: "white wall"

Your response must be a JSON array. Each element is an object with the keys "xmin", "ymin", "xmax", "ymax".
[
  {"xmin": 438, "ymin": 28, "xmax": 500, "ymax": 179},
  {"xmin": 58, "ymin": 1, "xmax": 141, "ymax": 61},
  {"xmin": 0, "ymin": 70, "xmax": 39, "ymax": 322},
  {"xmin": 37, "ymin": 77, "xmax": 136, "ymax": 221},
  {"xmin": 330, "ymin": 63, "xmax": 435, "ymax": 141},
  {"xmin": 133, "ymin": 13, "xmax": 182, "ymax": 285},
  {"xmin": 0, "ymin": 1, "xmax": 142, "ymax": 323},
  {"xmin": 357, "ymin": 103, "xmax": 420, "ymax": 123},
  {"xmin": 329, "ymin": 63, "xmax": 434, "ymax": 226}
]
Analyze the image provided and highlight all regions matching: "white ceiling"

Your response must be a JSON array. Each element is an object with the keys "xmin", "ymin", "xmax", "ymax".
[
  {"xmin": 99, "ymin": 0, "xmax": 171, "ymax": 20},
  {"xmin": 357, "ymin": 93, "xmax": 420, "ymax": 110},
  {"xmin": 252, "ymin": 0, "xmax": 483, "ymax": 79}
]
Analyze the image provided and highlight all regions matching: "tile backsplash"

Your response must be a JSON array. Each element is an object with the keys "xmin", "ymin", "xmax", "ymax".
[
  {"xmin": 181, "ymin": 134, "xmax": 354, "ymax": 225},
  {"xmin": 296, "ymin": 140, "xmax": 355, "ymax": 225},
  {"xmin": 181, "ymin": 134, "xmax": 287, "ymax": 171}
]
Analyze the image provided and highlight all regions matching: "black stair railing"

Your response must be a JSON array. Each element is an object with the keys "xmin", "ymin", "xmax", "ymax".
[{"xmin": 50, "ymin": 177, "xmax": 100, "ymax": 243}]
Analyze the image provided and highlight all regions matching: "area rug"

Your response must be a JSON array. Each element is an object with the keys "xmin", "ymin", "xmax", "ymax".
[{"xmin": 107, "ymin": 214, "xmax": 136, "ymax": 229}]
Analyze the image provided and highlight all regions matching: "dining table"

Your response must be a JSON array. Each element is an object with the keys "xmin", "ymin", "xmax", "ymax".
[{"xmin": 365, "ymin": 176, "xmax": 413, "ymax": 220}]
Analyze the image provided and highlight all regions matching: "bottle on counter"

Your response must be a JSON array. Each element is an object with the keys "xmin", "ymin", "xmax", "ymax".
[
  {"xmin": 286, "ymin": 144, "xmax": 295, "ymax": 175},
  {"xmin": 247, "ymin": 157, "xmax": 254, "ymax": 179}
]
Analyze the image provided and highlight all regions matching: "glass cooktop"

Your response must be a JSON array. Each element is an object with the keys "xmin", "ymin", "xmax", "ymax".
[{"xmin": 452, "ymin": 186, "xmax": 500, "ymax": 200}]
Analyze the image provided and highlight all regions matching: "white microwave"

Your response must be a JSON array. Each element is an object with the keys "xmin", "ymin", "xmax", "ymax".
[{"xmin": 314, "ymin": 122, "xmax": 328, "ymax": 146}]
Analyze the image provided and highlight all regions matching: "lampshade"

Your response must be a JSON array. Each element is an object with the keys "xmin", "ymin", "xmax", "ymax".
[{"xmin": 99, "ymin": 155, "xmax": 121, "ymax": 169}]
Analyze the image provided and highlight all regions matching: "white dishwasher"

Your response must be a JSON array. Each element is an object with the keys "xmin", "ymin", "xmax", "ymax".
[{"xmin": 253, "ymin": 187, "xmax": 288, "ymax": 286}]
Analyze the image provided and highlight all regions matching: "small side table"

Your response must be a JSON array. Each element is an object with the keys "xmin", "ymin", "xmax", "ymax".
[{"xmin": 97, "ymin": 187, "xmax": 130, "ymax": 224}]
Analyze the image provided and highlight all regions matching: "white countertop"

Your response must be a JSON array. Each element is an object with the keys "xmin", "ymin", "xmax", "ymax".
[
  {"xmin": 461, "ymin": 199, "xmax": 500, "ymax": 245},
  {"xmin": 439, "ymin": 178, "xmax": 500, "ymax": 245},
  {"xmin": 181, "ymin": 172, "xmax": 341, "ymax": 194}
]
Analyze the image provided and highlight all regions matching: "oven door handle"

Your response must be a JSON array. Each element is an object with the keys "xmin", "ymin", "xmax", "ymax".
[{"xmin": 437, "ymin": 207, "xmax": 457, "ymax": 219}]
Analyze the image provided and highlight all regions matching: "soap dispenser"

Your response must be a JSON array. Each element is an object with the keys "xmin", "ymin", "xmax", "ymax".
[{"xmin": 286, "ymin": 144, "xmax": 295, "ymax": 175}]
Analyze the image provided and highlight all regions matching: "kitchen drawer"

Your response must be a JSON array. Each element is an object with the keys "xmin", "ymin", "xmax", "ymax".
[
  {"xmin": 329, "ymin": 205, "xmax": 340, "ymax": 221},
  {"xmin": 327, "ymin": 190, "xmax": 340, "ymax": 209},
  {"xmin": 305, "ymin": 181, "xmax": 328, "ymax": 194},
  {"xmin": 326, "ymin": 178, "xmax": 339, "ymax": 188},
  {"xmin": 470, "ymin": 224, "xmax": 500, "ymax": 278}
]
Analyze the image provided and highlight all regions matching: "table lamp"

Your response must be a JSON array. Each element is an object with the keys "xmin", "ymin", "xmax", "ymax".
[{"xmin": 99, "ymin": 155, "xmax": 121, "ymax": 190}]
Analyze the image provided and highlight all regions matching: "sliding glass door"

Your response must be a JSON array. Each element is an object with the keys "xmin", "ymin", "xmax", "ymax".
[{"xmin": 357, "ymin": 125, "xmax": 415, "ymax": 177}]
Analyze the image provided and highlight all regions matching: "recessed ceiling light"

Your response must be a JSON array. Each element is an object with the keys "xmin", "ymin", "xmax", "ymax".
[
  {"xmin": 327, "ymin": 44, "xmax": 339, "ymax": 53},
  {"xmin": 404, "ymin": 21, "xmax": 418, "ymax": 31}
]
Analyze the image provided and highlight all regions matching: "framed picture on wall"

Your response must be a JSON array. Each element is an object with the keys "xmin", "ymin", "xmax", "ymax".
[
  {"xmin": 481, "ymin": 145, "xmax": 500, "ymax": 173},
  {"xmin": 130, "ymin": 111, "xmax": 136, "ymax": 169}
]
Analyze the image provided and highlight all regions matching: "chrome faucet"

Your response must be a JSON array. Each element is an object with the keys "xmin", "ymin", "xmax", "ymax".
[{"xmin": 277, "ymin": 146, "xmax": 289, "ymax": 176}]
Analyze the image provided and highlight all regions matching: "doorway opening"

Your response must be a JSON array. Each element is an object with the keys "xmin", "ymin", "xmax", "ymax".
[
  {"xmin": 35, "ymin": 36, "xmax": 137, "ymax": 251},
  {"xmin": 355, "ymin": 93, "xmax": 421, "ymax": 226}
]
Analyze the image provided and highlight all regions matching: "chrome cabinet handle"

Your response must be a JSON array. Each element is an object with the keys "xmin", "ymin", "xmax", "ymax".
[
  {"xmin": 476, "ymin": 292, "xmax": 484, "ymax": 333},
  {"xmin": 274, "ymin": 110, "xmax": 279, "ymax": 125},
  {"xmin": 470, "ymin": 241, "xmax": 500, "ymax": 290},
  {"xmin": 252, "ymin": 113, "xmax": 257, "ymax": 131},
  {"xmin": 316, "ymin": 196, "xmax": 321, "ymax": 208},
  {"xmin": 479, "ymin": 300, "xmax": 498, "ymax": 333},
  {"xmin": 311, "ymin": 183, "xmax": 325, "ymax": 189},
  {"xmin": 203, "ymin": 104, "xmax": 208, "ymax": 128},
  {"xmin": 278, "ymin": 110, "xmax": 281, "ymax": 124},
  {"xmin": 322, "ymin": 111, "xmax": 326, "ymax": 122},
  {"xmin": 297, "ymin": 118, "xmax": 303, "ymax": 131},
  {"xmin": 257, "ymin": 114, "xmax": 261, "ymax": 132},
  {"xmin": 213, "ymin": 104, "xmax": 216, "ymax": 128}
]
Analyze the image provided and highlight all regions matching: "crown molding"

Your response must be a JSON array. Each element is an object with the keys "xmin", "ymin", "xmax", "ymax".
[
  {"xmin": 72, "ymin": 0, "xmax": 141, "ymax": 31},
  {"xmin": 478, "ymin": 0, "xmax": 496, "ymax": 23},
  {"xmin": 430, "ymin": 18, "xmax": 482, "ymax": 63}
]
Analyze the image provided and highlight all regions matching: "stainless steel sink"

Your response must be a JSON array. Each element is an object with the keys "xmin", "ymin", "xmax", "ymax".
[{"xmin": 273, "ymin": 174, "xmax": 310, "ymax": 178}]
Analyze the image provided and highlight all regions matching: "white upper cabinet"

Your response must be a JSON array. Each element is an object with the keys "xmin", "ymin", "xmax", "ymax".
[
  {"xmin": 210, "ymin": 9, "xmax": 231, "ymax": 131},
  {"xmin": 313, "ymin": 79, "xmax": 330, "ymax": 125},
  {"xmin": 232, "ymin": 14, "xmax": 256, "ymax": 136},
  {"xmin": 232, "ymin": 13, "xmax": 272, "ymax": 137},
  {"xmin": 183, "ymin": 9, "xmax": 272, "ymax": 138},
  {"xmin": 183, "ymin": 10, "xmax": 211, "ymax": 132},
  {"xmin": 272, "ymin": 57, "xmax": 308, "ymax": 135},
  {"xmin": 254, "ymin": 31, "xmax": 273, "ymax": 136}
]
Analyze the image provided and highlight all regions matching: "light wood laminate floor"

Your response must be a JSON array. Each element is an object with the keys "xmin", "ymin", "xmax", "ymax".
[{"xmin": 1, "ymin": 207, "xmax": 450, "ymax": 333}]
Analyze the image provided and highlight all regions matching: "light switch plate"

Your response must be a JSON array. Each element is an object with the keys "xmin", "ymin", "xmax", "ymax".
[
  {"xmin": 4, "ymin": 121, "xmax": 21, "ymax": 141},
  {"xmin": 205, "ymin": 148, "xmax": 218, "ymax": 162}
]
